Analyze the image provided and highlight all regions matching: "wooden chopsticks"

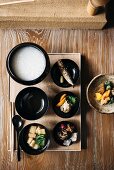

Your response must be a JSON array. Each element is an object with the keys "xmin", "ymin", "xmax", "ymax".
[{"xmin": 0, "ymin": 0, "xmax": 34, "ymax": 6}]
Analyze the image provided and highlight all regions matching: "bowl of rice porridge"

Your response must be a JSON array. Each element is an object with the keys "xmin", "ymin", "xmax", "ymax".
[{"xmin": 6, "ymin": 42, "xmax": 50, "ymax": 85}]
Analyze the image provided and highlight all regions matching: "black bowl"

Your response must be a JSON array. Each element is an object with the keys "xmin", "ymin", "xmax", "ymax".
[
  {"xmin": 6, "ymin": 42, "xmax": 50, "ymax": 85},
  {"xmin": 19, "ymin": 123, "xmax": 50, "ymax": 155},
  {"xmin": 52, "ymin": 91, "xmax": 79, "ymax": 118},
  {"xmin": 15, "ymin": 87, "xmax": 49, "ymax": 120},
  {"xmin": 51, "ymin": 59, "xmax": 79, "ymax": 88},
  {"xmin": 53, "ymin": 121, "xmax": 78, "ymax": 146}
]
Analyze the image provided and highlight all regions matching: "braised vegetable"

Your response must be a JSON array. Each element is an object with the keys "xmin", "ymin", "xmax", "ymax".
[
  {"xmin": 57, "ymin": 123, "xmax": 78, "ymax": 146},
  {"xmin": 56, "ymin": 94, "xmax": 77, "ymax": 113},
  {"xmin": 95, "ymin": 81, "xmax": 114, "ymax": 105}
]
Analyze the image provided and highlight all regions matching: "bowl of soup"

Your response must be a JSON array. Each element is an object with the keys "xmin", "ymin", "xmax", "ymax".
[{"xmin": 6, "ymin": 42, "xmax": 50, "ymax": 85}]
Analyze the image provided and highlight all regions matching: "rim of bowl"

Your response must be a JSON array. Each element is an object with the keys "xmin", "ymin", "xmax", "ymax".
[
  {"xmin": 6, "ymin": 42, "xmax": 50, "ymax": 85},
  {"xmin": 86, "ymin": 74, "xmax": 114, "ymax": 114},
  {"xmin": 19, "ymin": 123, "xmax": 50, "ymax": 155}
]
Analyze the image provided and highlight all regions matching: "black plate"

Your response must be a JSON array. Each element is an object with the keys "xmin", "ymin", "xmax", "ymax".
[
  {"xmin": 6, "ymin": 42, "xmax": 50, "ymax": 85},
  {"xmin": 52, "ymin": 91, "xmax": 79, "ymax": 118},
  {"xmin": 53, "ymin": 121, "xmax": 78, "ymax": 146},
  {"xmin": 15, "ymin": 87, "xmax": 49, "ymax": 120},
  {"xmin": 51, "ymin": 59, "xmax": 79, "ymax": 88},
  {"xmin": 19, "ymin": 123, "xmax": 50, "ymax": 155}
]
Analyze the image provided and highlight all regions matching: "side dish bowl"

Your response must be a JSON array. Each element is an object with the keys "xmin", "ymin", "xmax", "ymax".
[
  {"xmin": 19, "ymin": 123, "xmax": 50, "ymax": 155},
  {"xmin": 52, "ymin": 91, "xmax": 79, "ymax": 118},
  {"xmin": 53, "ymin": 121, "xmax": 78, "ymax": 146},
  {"xmin": 86, "ymin": 74, "xmax": 114, "ymax": 114}
]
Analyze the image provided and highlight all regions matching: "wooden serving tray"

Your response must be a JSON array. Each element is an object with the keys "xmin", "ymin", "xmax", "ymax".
[{"xmin": 9, "ymin": 53, "xmax": 81, "ymax": 152}]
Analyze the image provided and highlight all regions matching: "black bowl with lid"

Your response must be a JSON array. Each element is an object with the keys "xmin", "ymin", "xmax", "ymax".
[
  {"xmin": 15, "ymin": 87, "xmax": 49, "ymax": 120},
  {"xmin": 6, "ymin": 42, "xmax": 50, "ymax": 85}
]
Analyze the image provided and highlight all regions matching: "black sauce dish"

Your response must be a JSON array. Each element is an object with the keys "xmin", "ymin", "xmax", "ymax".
[
  {"xmin": 53, "ymin": 121, "xmax": 78, "ymax": 146},
  {"xmin": 15, "ymin": 87, "xmax": 49, "ymax": 120},
  {"xmin": 52, "ymin": 91, "xmax": 79, "ymax": 118},
  {"xmin": 6, "ymin": 42, "xmax": 50, "ymax": 85},
  {"xmin": 19, "ymin": 123, "xmax": 50, "ymax": 155},
  {"xmin": 51, "ymin": 59, "xmax": 79, "ymax": 88}
]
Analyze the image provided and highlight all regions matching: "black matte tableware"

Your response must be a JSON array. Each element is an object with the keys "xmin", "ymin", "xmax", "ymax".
[
  {"xmin": 51, "ymin": 59, "xmax": 79, "ymax": 88},
  {"xmin": 15, "ymin": 87, "xmax": 49, "ymax": 120},
  {"xmin": 52, "ymin": 91, "xmax": 79, "ymax": 118},
  {"xmin": 6, "ymin": 42, "xmax": 50, "ymax": 85},
  {"xmin": 19, "ymin": 123, "xmax": 50, "ymax": 155},
  {"xmin": 53, "ymin": 121, "xmax": 78, "ymax": 146},
  {"xmin": 12, "ymin": 115, "xmax": 24, "ymax": 161}
]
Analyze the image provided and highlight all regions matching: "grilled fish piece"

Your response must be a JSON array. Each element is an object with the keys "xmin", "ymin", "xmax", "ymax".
[{"xmin": 57, "ymin": 60, "xmax": 74, "ymax": 86}]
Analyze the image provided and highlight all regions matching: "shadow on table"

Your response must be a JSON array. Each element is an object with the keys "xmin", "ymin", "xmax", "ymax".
[
  {"xmin": 81, "ymin": 55, "xmax": 94, "ymax": 149},
  {"xmin": 104, "ymin": 0, "xmax": 114, "ymax": 29}
]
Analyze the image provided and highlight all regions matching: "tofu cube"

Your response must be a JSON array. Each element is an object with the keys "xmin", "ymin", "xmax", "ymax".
[
  {"xmin": 27, "ymin": 137, "xmax": 33, "ymax": 145},
  {"xmin": 29, "ymin": 140, "xmax": 35, "ymax": 147},
  {"xmin": 33, "ymin": 144, "xmax": 39, "ymax": 149},
  {"xmin": 28, "ymin": 133, "xmax": 36, "ymax": 138},
  {"xmin": 29, "ymin": 126, "xmax": 37, "ymax": 134}
]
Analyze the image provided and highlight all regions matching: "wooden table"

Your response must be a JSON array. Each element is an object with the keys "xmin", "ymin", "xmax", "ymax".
[{"xmin": 0, "ymin": 29, "xmax": 114, "ymax": 170}]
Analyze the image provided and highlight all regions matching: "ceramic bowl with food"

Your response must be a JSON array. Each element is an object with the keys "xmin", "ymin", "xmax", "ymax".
[
  {"xmin": 6, "ymin": 42, "xmax": 50, "ymax": 85},
  {"xmin": 52, "ymin": 91, "xmax": 79, "ymax": 118},
  {"xmin": 51, "ymin": 59, "xmax": 79, "ymax": 88},
  {"xmin": 19, "ymin": 123, "xmax": 50, "ymax": 155},
  {"xmin": 53, "ymin": 121, "xmax": 78, "ymax": 146},
  {"xmin": 15, "ymin": 87, "xmax": 49, "ymax": 120},
  {"xmin": 86, "ymin": 74, "xmax": 114, "ymax": 114}
]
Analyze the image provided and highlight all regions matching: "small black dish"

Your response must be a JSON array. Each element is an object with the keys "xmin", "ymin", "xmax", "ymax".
[
  {"xmin": 53, "ymin": 121, "xmax": 78, "ymax": 146},
  {"xmin": 15, "ymin": 87, "xmax": 49, "ymax": 120},
  {"xmin": 6, "ymin": 42, "xmax": 50, "ymax": 85},
  {"xmin": 52, "ymin": 91, "xmax": 79, "ymax": 118},
  {"xmin": 19, "ymin": 123, "xmax": 50, "ymax": 155},
  {"xmin": 51, "ymin": 59, "xmax": 79, "ymax": 88}
]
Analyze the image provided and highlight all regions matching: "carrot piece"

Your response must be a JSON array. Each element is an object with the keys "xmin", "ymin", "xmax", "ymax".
[
  {"xmin": 60, "ymin": 94, "xmax": 67, "ymax": 102},
  {"xmin": 56, "ymin": 97, "xmax": 66, "ymax": 107}
]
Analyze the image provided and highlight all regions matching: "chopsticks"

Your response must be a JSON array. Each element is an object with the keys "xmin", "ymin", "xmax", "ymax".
[
  {"xmin": 11, "ymin": 102, "xmax": 14, "ymax": 162},
  {"xmin": 0, "ymin": 0, "xmax": 34, "ymax": 6}
]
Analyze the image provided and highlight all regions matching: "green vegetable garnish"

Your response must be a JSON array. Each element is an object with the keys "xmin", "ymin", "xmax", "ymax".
[
  {"xmin": 35, "ymin": 134, "xmax": 46, "ymax": 148},
  {"xmin": 67, "ymin": 96, "xmax": 77, "ymax": 105},
  {"xmin": 105, "ymin": 81, "xmax": 112, "ymax": 90},
  {"xmin": 109, "ymin": 96, "xmax": 114, "ymax": 104}
]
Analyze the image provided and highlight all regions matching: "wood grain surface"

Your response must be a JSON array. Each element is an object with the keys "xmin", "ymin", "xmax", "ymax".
[
  {"xmin": 0, "ymin": 29, "xmax": 114, "ymax": 170},
  {"xmin": 0, "ymin": 0, "xmax": 106, "ymax": 29}
]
